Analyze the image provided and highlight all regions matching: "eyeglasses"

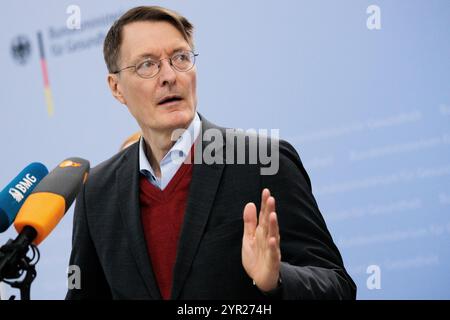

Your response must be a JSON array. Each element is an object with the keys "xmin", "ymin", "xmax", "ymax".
[{"xmin": 112, "ymin": 51, "xmax": 198, "ymax": 79}]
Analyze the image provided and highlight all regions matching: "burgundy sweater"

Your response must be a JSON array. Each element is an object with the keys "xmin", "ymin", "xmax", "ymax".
[{"xmin": 139, "ymin": 161, "xmax": 193, "ymax": 299}]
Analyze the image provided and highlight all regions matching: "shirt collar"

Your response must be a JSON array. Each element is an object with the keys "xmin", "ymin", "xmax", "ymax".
[{"xmin": 139, "ymin": 112, "xmax": 201, "ymax": 178}]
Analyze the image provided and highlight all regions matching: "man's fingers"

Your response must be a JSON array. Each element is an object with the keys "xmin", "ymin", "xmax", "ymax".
[
  {"xmin": 268, "ymin": 212, "xmax": 279, "ymax": 239},
  {"xmin": 268, "ymin": 212, "xmax": 281, "ymax": 265},
  {"xmin": 267, "ymin": 197, "xmax": 276, "ymax": 221},
  {"xmin": 259, "ymin": 188, "xmax": 270, "ymax": 218},
  {"xmin": 269, "ymin": 236, "xmax": 281, "ymax": 263},
  {"xmin": 259, "ymin": 189, "xmax": 271, "ymax": 229},
  {"xmin": 261, "ymin": 196, "xmax": 275, "ymax": 235},
  {"xmin": 243, "ymin": 202, "xmax": 257, "ymax": 238}
]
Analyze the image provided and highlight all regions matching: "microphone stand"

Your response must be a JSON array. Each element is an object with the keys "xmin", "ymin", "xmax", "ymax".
[{"xmin": 0, "ymin": 226, "xmax": 39, "ymax": 300}]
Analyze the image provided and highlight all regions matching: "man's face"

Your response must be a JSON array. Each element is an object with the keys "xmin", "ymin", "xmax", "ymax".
[{"xmin": 109, "ymin": 21, "xmax": 197, "ymax": 133}]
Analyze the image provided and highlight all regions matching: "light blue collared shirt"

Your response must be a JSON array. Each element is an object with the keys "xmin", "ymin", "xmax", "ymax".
[{"xmin": 139, "ymin": 112, "xmax": 201, "ymax": 190}]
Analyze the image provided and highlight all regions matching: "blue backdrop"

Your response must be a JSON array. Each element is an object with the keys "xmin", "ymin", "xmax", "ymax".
[{"xmin": 1, "ymin": 0, "xmax": 449, "ymax": 299}]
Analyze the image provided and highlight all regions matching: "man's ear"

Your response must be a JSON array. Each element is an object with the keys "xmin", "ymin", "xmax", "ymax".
[{"xmin": 107, "ymin": 74, "xmax": 126, "ymax": 105}]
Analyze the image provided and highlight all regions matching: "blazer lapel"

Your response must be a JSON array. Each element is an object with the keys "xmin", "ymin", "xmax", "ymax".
[
  {"xmin": 171, "ymin": 117, "xmax": 226, "ymax": 299},
  {"xmin": 117, "ymin": 143, "xmax": 162, "ymax": 299}
]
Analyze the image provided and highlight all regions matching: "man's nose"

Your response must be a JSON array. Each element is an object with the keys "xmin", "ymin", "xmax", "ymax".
[{"xmin": 157, "ymin": 58, "xmax": 177, "ymax": 86}]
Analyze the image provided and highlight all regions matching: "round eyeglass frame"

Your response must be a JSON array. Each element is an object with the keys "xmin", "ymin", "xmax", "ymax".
[{"xmin": 112, "ymin": 51, "xmax": 199, "ymax": 79}]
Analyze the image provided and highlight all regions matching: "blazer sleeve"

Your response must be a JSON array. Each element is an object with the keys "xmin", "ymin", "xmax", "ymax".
[
  {"xmin": 65, "ymin": 183, "xmax": 112, "ymax": 300},
  {"xmin": 261, "ymin": 140, "xmax": 357, "ymax": 299}
]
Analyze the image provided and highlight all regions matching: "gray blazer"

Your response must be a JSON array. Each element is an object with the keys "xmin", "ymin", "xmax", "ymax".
[{"xmin": 66, "ymin": 115, "xmax": 356, "ymax": 299}]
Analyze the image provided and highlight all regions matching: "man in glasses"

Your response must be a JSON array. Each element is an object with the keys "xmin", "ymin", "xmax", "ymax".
[{"xmin": 66, "ymin": 5, "xmax": 356, "ymax": 300}]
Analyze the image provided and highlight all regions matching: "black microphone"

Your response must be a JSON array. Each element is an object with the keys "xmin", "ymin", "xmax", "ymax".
[
  {"xmin": 0, "ymin": 157, "xmax": 90, "ymax": 299},
  {"xmin": 13, "ymin": 157, "xmax": 90, "ymax": 245}
]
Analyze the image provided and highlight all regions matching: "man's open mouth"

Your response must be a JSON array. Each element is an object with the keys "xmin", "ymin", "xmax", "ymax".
[{"xmin": 157, "ymin": 95, "xmax": 183, "ymax": 105}]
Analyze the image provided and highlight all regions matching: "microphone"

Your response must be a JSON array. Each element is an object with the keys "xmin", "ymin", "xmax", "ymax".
[
  {"xmin": 0, "ymin": 157, "xmax": 90, "ymax": 299},
  {"xmin": 14, "ymin": 157, "xmax": 90, "ymax": 245},
  {"xmin": 0, "ymin": 163, "xmax": 48, "ymax": 233}
]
